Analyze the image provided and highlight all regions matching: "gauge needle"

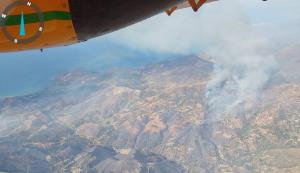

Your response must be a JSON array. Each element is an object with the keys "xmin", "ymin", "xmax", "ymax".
[{"xmin": 19, "ymin": 11, "xmax": 26, "ymax": 36}]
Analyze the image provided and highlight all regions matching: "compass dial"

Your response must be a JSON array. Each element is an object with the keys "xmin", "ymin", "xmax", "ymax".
[{"xmin": 0, "ymin": 0, "xmax": 44, "ymax": 44}]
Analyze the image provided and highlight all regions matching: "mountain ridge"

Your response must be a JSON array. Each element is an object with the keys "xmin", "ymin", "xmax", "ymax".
[{"xmin": 0, "ymin": 55, "xmax": 299, "ymax": 173}]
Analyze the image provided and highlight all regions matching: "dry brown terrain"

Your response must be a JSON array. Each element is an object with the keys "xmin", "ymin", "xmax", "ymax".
[{"xmin": 0, "ymin": 54, "xmax": 299, "ymax": 173}]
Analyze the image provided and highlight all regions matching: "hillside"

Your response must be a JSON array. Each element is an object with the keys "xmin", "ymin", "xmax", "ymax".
[{"xmin": 0, "ymin": 55, "xmax": 299, "ymax": 173}]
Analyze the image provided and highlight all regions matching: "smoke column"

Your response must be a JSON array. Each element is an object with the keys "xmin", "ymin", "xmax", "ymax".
[{"xmin": 204, "ymin": 2, "xmax": 278, "ymax": 121}]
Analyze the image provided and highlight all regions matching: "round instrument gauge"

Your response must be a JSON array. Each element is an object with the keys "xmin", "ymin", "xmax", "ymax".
[{"xmin": 0, "ymin": 0, "xmax": 44, "ymax": 44}]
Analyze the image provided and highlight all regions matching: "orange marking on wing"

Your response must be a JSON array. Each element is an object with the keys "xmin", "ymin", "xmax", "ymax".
[
  {"xmin": 188, "ymin": 0, "xmax": 207, "ymax": 12},
  {"xmin": 165, "ymin": 6, "xmax": 178, "ymax": 16}
]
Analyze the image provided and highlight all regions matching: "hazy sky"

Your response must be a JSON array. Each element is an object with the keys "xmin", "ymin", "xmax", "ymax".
[{"xmin": 0, "ymin": 0, "xmax": 299, "ymax": 98}]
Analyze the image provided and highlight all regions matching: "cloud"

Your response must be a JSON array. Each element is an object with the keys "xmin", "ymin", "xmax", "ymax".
[{"xmin": 107, "ymin": 0, "xmax": 300, "ymax": 54}]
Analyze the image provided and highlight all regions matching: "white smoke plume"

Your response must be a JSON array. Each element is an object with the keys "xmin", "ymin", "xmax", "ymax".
[
  {"xmin": 205, "ymin": 39, "xmax": 278, "ymax": 119},
  {"xmin": 204, "ymin": 5, "xmax": 278, "ymax": 120}
]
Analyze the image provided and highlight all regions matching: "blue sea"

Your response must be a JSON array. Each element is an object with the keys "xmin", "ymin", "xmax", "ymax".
[{"xmin": 0, "ymin": 37, "xmax": 177, "ymax": 98}]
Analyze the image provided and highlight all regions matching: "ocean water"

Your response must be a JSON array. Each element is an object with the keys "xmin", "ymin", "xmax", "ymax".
[{"xmin": 0, "ymin": 38, "xmax": 177, "ymax": 98}]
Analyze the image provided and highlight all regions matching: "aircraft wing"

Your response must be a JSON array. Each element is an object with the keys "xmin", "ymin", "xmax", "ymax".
[{"xmin": 0, "ymin": 0, "xmax": 218, "ymax": 52}]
